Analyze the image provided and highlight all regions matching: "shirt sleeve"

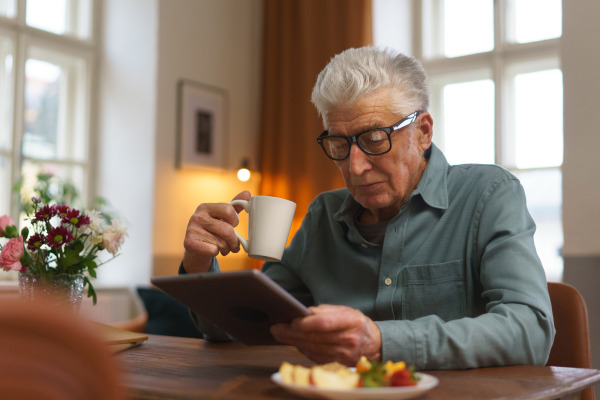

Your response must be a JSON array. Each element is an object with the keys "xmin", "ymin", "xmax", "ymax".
[{"xmin": 376, "ymin": 178, "xmax": 555, "ymax": 369}]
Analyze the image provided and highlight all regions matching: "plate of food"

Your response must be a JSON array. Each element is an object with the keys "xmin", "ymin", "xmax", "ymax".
[{"xmin": 271, "ymin": 357, "xmax": 438, "ymax": 400}]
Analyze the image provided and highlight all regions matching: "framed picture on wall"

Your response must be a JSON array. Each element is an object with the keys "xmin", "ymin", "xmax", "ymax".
[{"xmin": 176, "ymin": 80, "xmax": 228, "ymax": 169}]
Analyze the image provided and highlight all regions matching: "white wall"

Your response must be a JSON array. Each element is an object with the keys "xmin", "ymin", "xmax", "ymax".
[
  {"xmin": 561, "ymin": 0, "xmax": 600, "ymax": 257},
  {"xmin": 96, "ymin": 0, "xmax": 158, "ymax": 287},
  {"xmin": 561, "ymin": 1, "xmax": 600, "ymax": 394},
  {"xmin": 372, "ymin": 0, "xmax": 412, "ymax": 54}
]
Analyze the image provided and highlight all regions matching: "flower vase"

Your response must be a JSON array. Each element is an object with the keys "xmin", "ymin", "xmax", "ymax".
[{"xmin": 18, "ymin": 270, "xmax": 85, "ymax": 313}]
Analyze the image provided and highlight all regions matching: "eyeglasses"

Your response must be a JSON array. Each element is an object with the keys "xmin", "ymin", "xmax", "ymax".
[{"xmin": 316, "ymin": 111, "xmax": 423, "ymax": 161}]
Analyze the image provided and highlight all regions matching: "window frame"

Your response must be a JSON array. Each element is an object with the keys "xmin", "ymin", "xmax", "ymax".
[
  {"xmin": 409, "ymin": 0, "xmax": 564, "ymax": 281},
  {"xmin": 413, "ymin": 1, "xmax": 562, "ymax": 171},
  {"xmin": 0, "ymin": 0, "xmax": 99, "ymax": 219}
]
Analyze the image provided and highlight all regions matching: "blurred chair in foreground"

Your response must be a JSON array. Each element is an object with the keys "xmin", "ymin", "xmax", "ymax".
[
  {"xmin": 0, "ymin": 298, "xmax": 124, "ymax": 400},
  {"xmin": 546, "ymin": 281, "xmax": 594, "ymax": 400}
]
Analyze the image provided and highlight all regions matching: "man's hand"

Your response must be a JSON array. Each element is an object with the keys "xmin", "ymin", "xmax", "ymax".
[
  {"xmin": 182, "ymin": 191, "xmax": 251, "ymax": 273},
  {"xmin": 270, "ymin": 304, "xmax": 382, "ymax": 366}
]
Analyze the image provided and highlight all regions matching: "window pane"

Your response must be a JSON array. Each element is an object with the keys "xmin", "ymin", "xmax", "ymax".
[
  {"xmin": 23, "ymin": 49, "xmax": 89, "ymax": 162},
  {"xmin": 0, "ymin": 35, "xmax": 13, "ymax": 151},
  {"xmin": 24, "ymin": 59, "xmax": 63, "ymax": 159},
  {"xmin": 440, "ymin": 79, "xmax": 495, "ymax": 165},
  {"xmin": 0, "ymin": 0, "xmax": 16, "ymax": 18},
  {"xmin": 26, "ymin": 0, "xmax": 93, "ymax": 39},
  {"xmin": 21, "ymin": 160, "xmax": 87, "ymax": 207},
  {"xmin": 513, "ymin": 168, "xmax": 563, "ymax": 281},
  {"xmin": 510, "ymin": 0, "xmax": 562, "ymax": 44},
  {"xmin": 443, "ymin": 0, "xmax": 494, "ymax": 57},
  {"xmin": 0, "ymin": 155, "xmax": 9, "ymax": 213},
  {"xmin": 27, "ymin": 0, "xmax": 68, "ymax": 35},
  {"xmin": 514, "ymin": 69, "xmax": 563, "ymax": 169}
]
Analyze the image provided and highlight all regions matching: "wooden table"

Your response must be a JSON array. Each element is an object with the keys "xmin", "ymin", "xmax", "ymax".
[{"xmin": 115, "ymin": 334, "xmax": 600, "ymax": 400}]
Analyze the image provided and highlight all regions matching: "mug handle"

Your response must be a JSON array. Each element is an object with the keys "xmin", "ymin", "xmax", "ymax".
[{"xmin": 229, "ymin": 199, "xmax": 250, "ymax": 252}]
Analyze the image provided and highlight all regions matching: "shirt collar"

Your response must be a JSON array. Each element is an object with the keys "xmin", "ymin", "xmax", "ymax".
[
  {"xmin": 413, "ymin": 143, "xmax": 449, "ymax": 210},
  {"xmin": 334, "ymin": 142, "xmax": 449, "ymax": 224}
]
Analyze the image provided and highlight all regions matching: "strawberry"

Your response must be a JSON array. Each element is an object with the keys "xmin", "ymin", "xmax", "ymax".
[{"xmin": 389, "ymin": 369, "xmax": 417, "ymax": 387}]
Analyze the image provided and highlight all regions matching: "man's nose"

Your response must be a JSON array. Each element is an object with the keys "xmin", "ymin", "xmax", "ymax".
[{"xmin": 348, "ymin": 144, "xmax": 371, "ymax": 175}]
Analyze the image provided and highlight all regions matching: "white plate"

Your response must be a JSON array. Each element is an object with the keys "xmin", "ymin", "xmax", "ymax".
[{"xmin": 271, "ymin": 371, "xmax": 439, "ymax": 400}]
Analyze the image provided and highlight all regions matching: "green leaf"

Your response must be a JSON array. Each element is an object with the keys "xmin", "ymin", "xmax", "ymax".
[
  {"xmin": 62, "ymin": 240, "xmax": 86, "ymax": 269},
  {"xmin": 84, "ymin": 276, "xmax": 98, "ymax": 305},
  {"xmin": 3, "ymin": 225, "xmax": 19, "ymax": 238},
  {"xmin": 19, "ymin": 254, "xmax": 31, "ymax": 268},
  {"xmin": 87, "ymin": 261, "xmax": 98, "ymax": 278},
  {"xmin": 359, "ymin": 361, "xmax": 387, "ymax": 388},
  {"xmin": 66, "ymin": 240, "xmax": 84, "ymax": 254}
]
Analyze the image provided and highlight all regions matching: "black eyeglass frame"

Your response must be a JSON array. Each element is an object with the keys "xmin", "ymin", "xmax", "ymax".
[{"xmin": 316, "ymin": 111, "xmax": 423, "ymax": 161}]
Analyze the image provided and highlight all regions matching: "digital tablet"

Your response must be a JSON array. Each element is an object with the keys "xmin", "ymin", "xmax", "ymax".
[{"xmin": 150, "ymin": 270, "xmax": 311, "ymax": 345}]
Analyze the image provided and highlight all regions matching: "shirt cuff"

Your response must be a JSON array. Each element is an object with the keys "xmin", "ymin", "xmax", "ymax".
[
  {"xmin": 178, "ymin": 259, "xmax": 220, "ymax": 275},
  {"xmin": 375, "ymin": 320, "xmax": 422, "ymax": 368}
]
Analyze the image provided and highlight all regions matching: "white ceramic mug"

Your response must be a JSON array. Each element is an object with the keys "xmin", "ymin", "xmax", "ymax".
[{"xmin": 229, "ymin": 196, "xmax": 296, "ymax": 262}]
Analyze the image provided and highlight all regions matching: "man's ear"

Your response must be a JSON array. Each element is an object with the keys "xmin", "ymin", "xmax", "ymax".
[{"xmin": 417, "ymin": 112, "xmax": 433, "ymax": 151}]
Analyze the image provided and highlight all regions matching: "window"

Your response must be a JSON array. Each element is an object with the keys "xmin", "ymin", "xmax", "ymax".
[
  {"xmin": 0, "ymin": 0, "xmax": 96, "ymax": 221},
  {"xmin": 375, "ymin": 0, "xmax": 563, "ymax": 281}
]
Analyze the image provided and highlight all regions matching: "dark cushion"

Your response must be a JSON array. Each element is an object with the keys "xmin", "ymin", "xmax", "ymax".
[{"xmin": 136, "ymin": 287, "xmax": 203, "ymax": 338}]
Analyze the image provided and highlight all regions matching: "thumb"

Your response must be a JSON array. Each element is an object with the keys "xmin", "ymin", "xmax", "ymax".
[{"xmin": 231, "ymin": 191, "xmax": 251, "ymax": 213}]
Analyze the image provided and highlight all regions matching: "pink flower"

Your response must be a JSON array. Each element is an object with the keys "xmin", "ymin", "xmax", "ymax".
[
  {"xmin": 0, "ymin": 237, "xmax": 24, "ymax": 271},
  {"xmin": 0, "ymin": 215, "xmax": 15, "ymax": 234},
  {"xmin": 102, "ymin": 221, "xmax": 128, "ymax": 256}
]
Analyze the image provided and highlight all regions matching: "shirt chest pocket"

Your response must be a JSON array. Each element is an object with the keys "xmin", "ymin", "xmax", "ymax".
[{"xmin": 400, "ymin": 260, "xmax": 466, "ymax": 321}]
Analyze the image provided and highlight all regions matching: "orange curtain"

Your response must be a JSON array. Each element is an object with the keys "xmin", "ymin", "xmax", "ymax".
[{"xmin": 259, "ymin": 0, "xmax": 373, "ymax": 248}]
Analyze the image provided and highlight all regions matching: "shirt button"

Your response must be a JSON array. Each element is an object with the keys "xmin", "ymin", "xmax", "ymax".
[
  {"xmin": 361, "ymin": 243, "xmax": 368, "ymax": 248},
  {"xmin": 384, "ymin": 277, "xmax": 392, "ymax": 286}
]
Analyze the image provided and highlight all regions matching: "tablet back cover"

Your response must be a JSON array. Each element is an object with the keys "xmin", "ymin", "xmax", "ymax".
[{"xmin": 151, "ymin": 270, "xmax": 310, "ymax": 345}]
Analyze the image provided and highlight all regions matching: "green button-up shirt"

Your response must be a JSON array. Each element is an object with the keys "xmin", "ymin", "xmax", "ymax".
[{"xmin": 196, "ymin": 143, "xmax": 555, "ymax": 370}]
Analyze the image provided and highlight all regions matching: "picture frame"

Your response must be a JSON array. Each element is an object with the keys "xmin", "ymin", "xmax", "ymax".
[{"xmin": 176, "ymin": 80, "xmax": 228, "ymax": 169}]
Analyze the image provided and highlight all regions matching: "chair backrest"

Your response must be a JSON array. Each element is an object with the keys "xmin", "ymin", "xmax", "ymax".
[
  {"xmin": 0, "ymin": 298, "xmax": 124, "ymax": 400},
  {"xmin": 546, "ymin": 281, "xmax": 594, "ymax": 400}
]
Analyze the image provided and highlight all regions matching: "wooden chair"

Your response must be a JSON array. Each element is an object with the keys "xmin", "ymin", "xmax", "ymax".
[
  {"xmin": 546, "ymin": 281, "xmax": 594, "ymax": 400},
  {"xmin": 0, "ymin": 298, "xmax": 125, "ymax": 400}
]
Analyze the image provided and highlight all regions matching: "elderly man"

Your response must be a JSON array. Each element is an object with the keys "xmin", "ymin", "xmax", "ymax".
[{"xmin": 181, "ymin": 47, "xmax": 554, "ymax": 370}]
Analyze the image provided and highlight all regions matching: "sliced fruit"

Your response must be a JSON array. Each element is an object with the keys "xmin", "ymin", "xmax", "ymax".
[
  {"xmin": 383, "ymin": 360, "xmax": 406, "ymax": 380},
  {"xmin": 279, "ymin": 362, "xmax": 295, "ymax": 384},
  {"xmin": 355, "ymin": 356, "xmax": 372, "ymax": 373},
  {"xmin": 293, "ymin": 365, "xmax": 311, "ymax": 386},
  {"xmin": 310, "ymin": 364, "xmax": 360, "ymax": 390}
]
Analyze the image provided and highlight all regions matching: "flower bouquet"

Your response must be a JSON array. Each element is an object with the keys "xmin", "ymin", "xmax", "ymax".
[{"xmin": 0, "ymin": 197, "xmax": 127, "ymax": 305}]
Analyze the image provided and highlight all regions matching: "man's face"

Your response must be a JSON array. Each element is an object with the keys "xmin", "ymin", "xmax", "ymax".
[{"xmin": 325, "ymin": 88, "xmax": 433, "ymax": 222}]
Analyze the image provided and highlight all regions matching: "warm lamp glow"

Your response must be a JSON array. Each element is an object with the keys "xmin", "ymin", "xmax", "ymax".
[{"xmin": 237, "ymin": 167, "xmax": 251, "ymax": 182}]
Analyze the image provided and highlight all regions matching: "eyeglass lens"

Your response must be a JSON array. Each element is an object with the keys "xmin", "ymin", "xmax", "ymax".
[{"xmin": 321, "ymin": 129, "xmax": 390, "ymax": 160}]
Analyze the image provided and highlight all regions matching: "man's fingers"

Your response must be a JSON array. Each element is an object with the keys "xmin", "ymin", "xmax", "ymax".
[
  {"xmin": 230, "ymin": 191, "xmax": 251, "ymax": 213},
  {"xmin": 292, "ymin": 307, "xmax": 362, "ymax": 332}
]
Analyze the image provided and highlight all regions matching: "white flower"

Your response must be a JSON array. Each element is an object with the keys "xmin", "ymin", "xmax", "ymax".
[
  {"xmin": 84, "ymin": 209, "xmax": 105, "ymax": 233},
  {"xmin": 101, "ymin": 219, "xmax": 128, "ymax": 256},
  {"xmin": 81, "ymin": 209, "xmax": 105, "ymax": 243}
]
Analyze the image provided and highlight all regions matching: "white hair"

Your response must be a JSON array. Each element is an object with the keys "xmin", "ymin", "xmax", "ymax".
[{"xmin": 311, "ymin": 47, "xmax": 430, "ymax": 127}]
